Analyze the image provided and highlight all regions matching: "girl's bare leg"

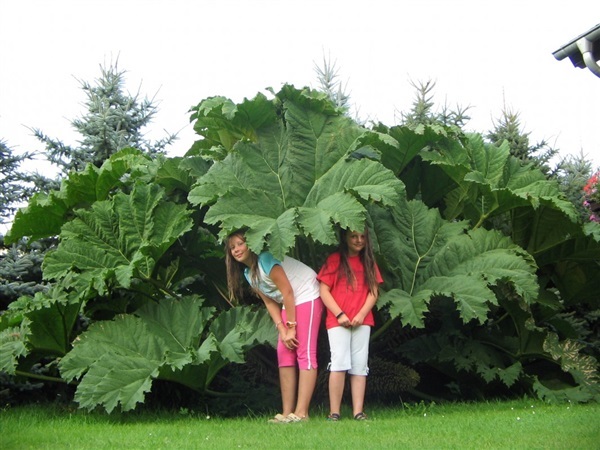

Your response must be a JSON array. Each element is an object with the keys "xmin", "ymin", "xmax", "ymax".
[
  {"xmin": 350, "ymin": 374, "xmax": 367, "ymax": 416},
  {"xmin": 329, "ymin": 371, "xmax": 346, "ymax": 415},
  {"xmin": 279, "ymin": 366, "xmax": 297, "ymax": 416},
  {"xmin": 293, "ymin": 368, "xmax": 317, "ymax": 418}
]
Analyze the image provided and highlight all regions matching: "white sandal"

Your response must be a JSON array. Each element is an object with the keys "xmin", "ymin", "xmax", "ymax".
[
  {"xmin": 286, "ymin": 413, "xmax": 308, "ymax": 423},
  {"xmin": 267, "ymin": 413, "xmax": 289, "ymax": 423},
  {"xmin": 268, "ymin": 413, "xmax": 307, "ymax": 424}
]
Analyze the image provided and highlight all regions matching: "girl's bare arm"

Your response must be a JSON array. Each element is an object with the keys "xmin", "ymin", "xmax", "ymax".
[{"xmin": 268, "ymin": 265, "xmax": 298, "ymax": 347}]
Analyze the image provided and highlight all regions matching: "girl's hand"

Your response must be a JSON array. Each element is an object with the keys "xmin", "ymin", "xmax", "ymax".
[
  {"xmin": 338, "ymin": 313, "xmax": 351, "ymax": 328},
  {"xmin": 283, "ymin": 328, "xmax": 299, "ymax": 349},
  {"xmin": 278, "ymin": 326, "xmax": 287, "ymax": 340},
  {"xmin": 350, "ymin": 314, "xmax": 365, "ymax": 327}
]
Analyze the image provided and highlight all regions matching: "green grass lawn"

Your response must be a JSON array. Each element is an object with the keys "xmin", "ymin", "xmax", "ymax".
[{"xmin": 1, "ymin": 399, "xmax": 599, "ymax": 449}]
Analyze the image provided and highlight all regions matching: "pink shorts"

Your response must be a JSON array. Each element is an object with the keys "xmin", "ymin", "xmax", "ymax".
[{"xmin": 278, "ymin": 298, "xmax": 323, "ymax": 370}]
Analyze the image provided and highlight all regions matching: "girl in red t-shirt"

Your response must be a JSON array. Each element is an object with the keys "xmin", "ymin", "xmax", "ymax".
[{"xmin": 317, "ymin": 228, "xmax": 383, "ymax": 421}]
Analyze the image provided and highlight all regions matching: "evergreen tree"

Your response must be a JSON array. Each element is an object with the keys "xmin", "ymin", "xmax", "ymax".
[
  {"xmin": 31, "ymin": 61, "xmax": 177, "ymax": 179},
  {"xmin": 0, "ymin": 141, "xmax": 50, "ymax": 309},
  {"xmin": 556, "ymin": 151, "xmax": 595, "ymax": 221},
  {"xmin": 0, "ymin": 238, "xmax": 49, "ymax": 310},
  {"xmin": 485, "ymin": 105, "xmax": 600, "ymax": 222},
  {"xmin": 2, "ymin": 62, "xmax": 176, "ymax": 309},
  {"xmin": 313, "ymin": 54, "xmax": 371, "ymax": 124},
  {"xmin": 398, "ymin": 79, "xmax": 471, "ymax": 128},
  {"xmin": 314, "ymin": 53, "xmax": 351, "ymax": 111},
  {"xmin": 486, "ymin": 107, "xmax": 559, "ymax": 176},
  {"xmin": 1, "ymin": 141, "xmax": 37, "ymax": 225}
]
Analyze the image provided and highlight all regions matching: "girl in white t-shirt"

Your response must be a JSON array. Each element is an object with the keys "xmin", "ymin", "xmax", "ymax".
[{"xmin": 225, "ymin": 230, "xmax": 324, "ymax": 423}]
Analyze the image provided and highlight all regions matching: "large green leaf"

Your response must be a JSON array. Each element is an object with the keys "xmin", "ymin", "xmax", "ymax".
[
  {"xmin": 211, "ymin": 304, "xmax": 278, "ymax": 350},
  {"xmin": 60, "ymin": 314, "xmax": 166, "ymax": 412},
  {"xmin": 6, "ymin": 149, "xmax": 154, "ymax": 244},
  {"xmin": 368, "ymin": 123, "xmax": 461, "ymax": 176},
  {"xmin": 135, "ymin": 296, "xmax": 215, "ymax": 369},
  {"xmin": 59, "ymin": 297, "xmax": 273, "ymax": 412},
  {"xmin": 0, "ymin": 319, "xmax": 30, "ymax": 374},
  {"xmin": 59, "ymin": 296, "xmax": 208, "ymax": 412},
  {"xmin": 188, "ymin": 85, "xmax": 404, "ymax": 258},
  {"xmin": 183, "ymin": 304, "xmax": 278, "ymax": 389},
  {"xmin": 26, "ymin": 300, "xmax": 80, "ymax": 356},
  {"xmin": 43, "ymin": 182, "xmax": 192, "ymax": 292},
  {"xmin": 189, "ymin": 93, "xmax": 278, "ymax": 153},
  {"xmin": 420, "ymin": 134, "xmax": 579, "ymax": 227},
  {"xmin": 0, "ymin": 285, "xmax": 82, "ymax": 372},
  {"xmin": 59, "ymin": 314, "xmax": 165, "ymax": 384},
  {"xmin": 74, "ymin": 353, "xmax": 161, "ymax": 413},
  {"xmin": 370, "ymin": 200, "xmax": 468, "ymax": 292},
  {"xmin": 5, "ymin": 189, "xmax": 72, "ymax": 244},
  {"xmin": 373, "ymin": 200, "xmax": 538, "ymax": 328}
]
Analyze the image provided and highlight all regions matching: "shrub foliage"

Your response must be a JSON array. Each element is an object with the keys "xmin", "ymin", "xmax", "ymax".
[{"xmin": 2, "ymin": 85, "xmax": 599, "ymax": 412}]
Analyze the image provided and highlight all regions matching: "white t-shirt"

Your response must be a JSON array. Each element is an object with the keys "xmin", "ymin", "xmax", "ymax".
[{"xmin": 244, "ymin": 252, "xmax": 320, "ymax": 306}]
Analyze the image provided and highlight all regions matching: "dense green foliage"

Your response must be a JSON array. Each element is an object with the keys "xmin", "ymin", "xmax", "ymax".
[
  {"xmin": 2, "ymin": 84, "xmax": 599, "ymax": 413},
  {"xmin": 187, "ymin": 86, "xmax": 402, "ymax": 259},
  {"xmin": 2, "ymin": 149, "xmax": 275, "ymax": 412},
  {"xmin": 1, "ymin": 63, "xmax": 179, "ymax": 352},
  {"xmin": 0, "ymin": 141, "xmax": 52, "ymax": 319},
  {"xmin": 486, "ymin": 107, "xmax": 559, "ymax": 176},
  {"xmin": 1, "ymin": 141, "xmax": 38, "ymax": 225}
]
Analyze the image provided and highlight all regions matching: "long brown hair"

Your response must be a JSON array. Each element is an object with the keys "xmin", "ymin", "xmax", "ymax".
[
  {"xmin": 225, "ymin": 231, "xmax": 259, "ymax": 301},
  {"xmin": 338, "ymin": 227, "xmax": 378, "ymax": 295}
]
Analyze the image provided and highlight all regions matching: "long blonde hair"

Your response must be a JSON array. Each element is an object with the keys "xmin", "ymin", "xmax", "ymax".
[{"xmin": 225, "ymin": 231, "xmax": 259, "ymax": 301}]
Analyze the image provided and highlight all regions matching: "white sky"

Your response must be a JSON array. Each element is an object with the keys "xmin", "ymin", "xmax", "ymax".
[{"xmin": 1, "ymin": 0, "xmax": 599, "ymax": 175}]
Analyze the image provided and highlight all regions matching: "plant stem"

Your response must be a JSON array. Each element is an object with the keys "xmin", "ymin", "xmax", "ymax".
[{"xmin": 14, "ymin": 370, "xmax": 70, "ymax": 384}]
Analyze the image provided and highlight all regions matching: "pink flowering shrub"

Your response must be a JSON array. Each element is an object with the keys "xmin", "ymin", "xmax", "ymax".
[{"xmin": 583, "ymin": 171, "xmax": 600, "ymax": 222}]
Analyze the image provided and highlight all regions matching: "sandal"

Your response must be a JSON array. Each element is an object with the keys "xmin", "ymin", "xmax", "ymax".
[
  {"xmin": 268, "ymin": 413, "xmax": 289, "ymax": 424},
  {"xmin": 354, "ymin": 412, "xmax": 368, "ymax": 421},
  {"xmin": 327, "ymin": 413, "xmax": 341, "ymax": 421},
  {"xmin": 268, "ymin": 412, "xmax": 308, "ymax": 424},
  {"xmin": 286, "ymin": 413, "xmax": 308, "ymax": 423}
]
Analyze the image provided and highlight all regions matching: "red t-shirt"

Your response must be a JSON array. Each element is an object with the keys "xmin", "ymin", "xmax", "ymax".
[{"xmin": 317, "ymin": 252, "xmax": 383, "ymax": 329}]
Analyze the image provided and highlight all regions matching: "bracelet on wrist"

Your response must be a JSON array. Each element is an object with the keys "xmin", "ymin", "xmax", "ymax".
[
  {"xmin": 275, "ymin": 321, "xmax": 282, "ymax": 328},
  {"xmin": 336, "ymin": 311, "xmax": 345, "ymax": 319}
]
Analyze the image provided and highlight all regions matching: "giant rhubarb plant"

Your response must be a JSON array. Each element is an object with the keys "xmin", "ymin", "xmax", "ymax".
[
  {"xmin": 1, "ymin": 149, "xmax": 274, "ymax": 412},
  {"xmin": 3, "ymin": 85, "xmax": 598, "ymax": 409},
  {"xmin": 186, "ymin": 86, "xmax": 599, "ymax": 402},
  {"xmin": 187, "ymin": 85, "xmax": 404, "ymax": 259},
  {"xmin": 366, "ymin": 125, "xmax": 600, "ymax": 402}
]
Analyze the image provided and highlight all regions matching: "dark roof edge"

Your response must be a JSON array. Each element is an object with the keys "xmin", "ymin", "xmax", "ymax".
[{"xmin": 553, "ymin": 23, "xmax": 600, "ymax": 63}]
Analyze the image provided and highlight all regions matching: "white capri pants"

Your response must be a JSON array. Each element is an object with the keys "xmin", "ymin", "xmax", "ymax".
[{"xmin": 327, "ymin": 325, "xmax": 371, "ymax": 376}]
